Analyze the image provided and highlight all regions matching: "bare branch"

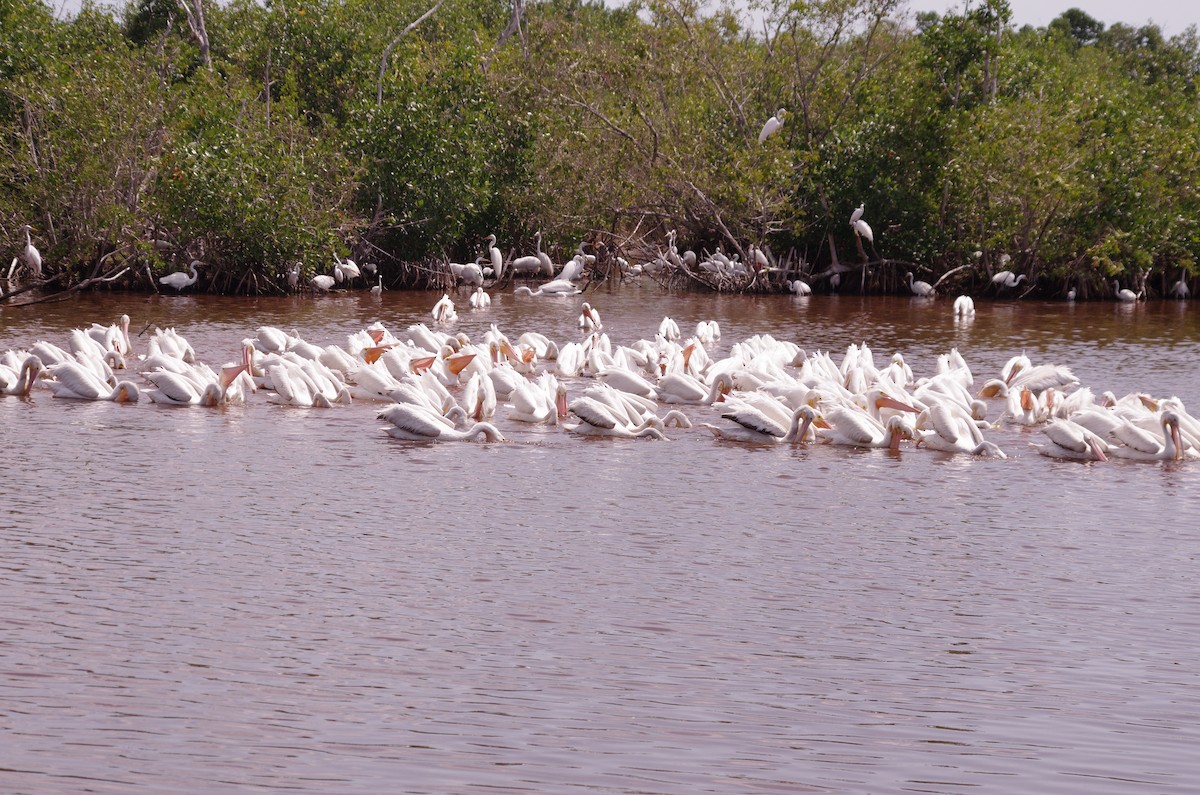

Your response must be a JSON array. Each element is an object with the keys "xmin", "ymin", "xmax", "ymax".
[
  {"xmin": 176, "ymin": 0, "xmax": 212, "ymax": 69},
  {"xmin": 377, "ymin": 0, "xmax": 450, "ymax": 105},
  {"xmin": 483, "ymin": 0, "xmax": 526, "ymax": 73}
]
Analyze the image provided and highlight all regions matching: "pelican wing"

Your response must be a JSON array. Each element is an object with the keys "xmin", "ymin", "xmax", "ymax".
[
  {"xmin": 377, "ymin": 404, "xmax": 446, "ymax": 438},
  {"xmin": 721, "ymin": 404, "xmax": 787, "ymax": 437},
  {"xmin": 569, "ymin": 397, "xmax": 621, "ymax": 429}
]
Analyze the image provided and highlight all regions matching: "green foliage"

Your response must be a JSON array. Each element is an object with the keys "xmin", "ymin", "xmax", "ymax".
[
  {"xmin": 347, "ymin": 40, "xmax": 525, "ymax": 259},
  {"xmin": 2, "ymin": 0, "xmax": 1198, "ymax": 294}
]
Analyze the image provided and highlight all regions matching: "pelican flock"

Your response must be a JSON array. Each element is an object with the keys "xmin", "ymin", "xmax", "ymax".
[{"xmin": 3, "ymin": 294, "xmax": 1197, "ymax": 465}]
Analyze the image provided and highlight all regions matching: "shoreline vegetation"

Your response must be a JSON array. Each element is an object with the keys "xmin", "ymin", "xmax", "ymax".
[{"xmin": 2, "ymin": 0, "xmax": 1198, "ymax": 302}]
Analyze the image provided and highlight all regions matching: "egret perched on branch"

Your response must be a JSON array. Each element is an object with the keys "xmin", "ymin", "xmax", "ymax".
[
  {"xmin": 850, "ymin": 205, "xmax": 873, "ymax": 243},
  {"xmin": 160, "ymin": 260, "xmax": 201, "ymax": 292},
  {"xmin": 758, "ymin": 108, "xmax": 787, "ymax": 144}
]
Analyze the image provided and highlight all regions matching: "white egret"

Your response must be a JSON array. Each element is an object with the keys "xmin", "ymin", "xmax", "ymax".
[
  {"xmin": 757, "ymin": 108, "xmax": 786, "ymax": 144},
  {"xmin": 906, "ymin": 272, "xmax": 935, "ymax": 297},
  {"xmin": 159, "ymin": 260, "xmax": 200, "ymax": 292},
  {"xmin": 1112, "ymin": 279, "xmax": 1138, "ymax": 302},
  {"xmin": 19, "ymin": 225, "xmax": 42, "ymax": 278}
]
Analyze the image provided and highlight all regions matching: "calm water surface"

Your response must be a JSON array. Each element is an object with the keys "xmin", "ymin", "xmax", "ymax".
[{"xmin": 2, "ymin": 287, "xmax": 1199, "ymax": 794}]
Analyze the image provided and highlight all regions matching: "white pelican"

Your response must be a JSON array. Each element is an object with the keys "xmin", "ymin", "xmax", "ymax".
[
  {"xmin": 86, "ymin": 314, "xmax": 132, "ymax": 356},
  {"xmin": 1107, "ymin": 411, "xmax": 1197, "ymax": 461},
  {"xmin": 431, "ymin": 293, "xmax": 457, "ymax": 324},
  {"xmin": 703, "ymin": 404, "xmax": 818, "ymax": 444},
  {"xmin": 378, "ymin": 403, "xmax": 504, "ymax": 442},
  {"xmin": 916, "ymin": 403, "xmax": 1006, "ymax": 458},
  {"xmin": 46, "ymin": 361, "xmax": 139, "ymax": 402},
  {"xmin": 695, "ymin": 320, "xmax": 721, "ymax": 346},
  {"xmin": 462, "ymin": 370, "xmax": 497, "ymax": 421},
  {"xmin": 658, "ymin": 317, "xmax": 681, "ymax": 342},
  {"xmin": 655, "ymin": 372, "xmax": 727, "ymax": 404},
  {"xmin": 507, "ymin": 373, "xmax": 567, "ymax": 424},
  {"xmin": 144, "ymin": 370, "xmax": 224, "ymax": 406},
  {"xmin": 757, "ymin": 108, "xmax": 786, "ymax": 144},
  {"xmin": 818, "ymin": 408, "xmax": 914, "ymax": 449},
  {"xmin": 579, "ymin": 302, "xmax": 602, "ymax": 332},
  {"xmin": 595, "ymin": 366, "xmax": 656, "ymax": 399},
  {"xmin": 906, "ymin": 272, "xmax": 935, "ymax": 297},
  {"xmin": 1037, "ymin": 418, "xmax": 1109, "ymax": 461},
  {"xmin": 0, "ymin": 354, "xmax": 45, "ymax": 397},
  {"xmin": 469, "ymin": 287, "xmax": 490, "ymax": 308},
  {"xmin": 568, "ymin": 397, "xmax": 668, "ymax": 439},
  {"xmin": 160, "ymin": 260, "xmax": 200, "ymax": 292}
]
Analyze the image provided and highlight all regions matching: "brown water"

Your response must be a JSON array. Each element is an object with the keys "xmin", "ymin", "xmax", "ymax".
[{"xmin": 3, "ymin": 287, "xmax": 1199, "ymax": 794}]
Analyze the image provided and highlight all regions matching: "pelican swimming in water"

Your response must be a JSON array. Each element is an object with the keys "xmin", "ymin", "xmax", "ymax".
[
  {"xmin": 1035, "ymin": 418, "xmax": 1109, "ymax": 461},
  {"xmin": 818, "ymin": 408, "xmax": 914, "ymax": 449},
  {"xmin": 46, "ymin": 361, "xmax": 139, "ymax": 402},
  {"xmin": 0, "ymin": 354, "xmax": 45, "ymax": 397},
  {"xmin": 378, "ymin": 403, "xmax": 505, "ymax": 442},
  {"xmin": 703, "ymin": 404, "xmax": 820, "ymax": 445}
]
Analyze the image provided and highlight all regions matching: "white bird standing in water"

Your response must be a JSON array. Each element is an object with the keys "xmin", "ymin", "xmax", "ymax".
[
  {"xmin": 992, "ymin": 270, "xmax": 1026, "ymax": 289},
  {"xmin": 1112, "ymin": 279, "xmax": 1138, "ymax": 302},
  {"xmin": 19, "ymin": 224, "xmax": 42, "ymax": 279},
  {"xmin": 906, "ymin": 271, "xmax": 935, "ymax": 298},
  {"xmin": 335, "ymin": 254, "xmax": 361, "ymax": 282},
  {"xmin": 159, "ymin": 260, "xmax": 201, "ymax": 292},
  {"xmin": 486, "ymin": 234, "xmax": 504, "ymax": 282},
  {"xmin": 370, "ymin": 276, "xmax": 383, "ymax": 296},
  {"xmin": 953, "ymin": 295, "xmax": 975, "ymax": 317},
  {"xmin": 758, "ymin": 108, "xmax": 787, "ymax": 144}
]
